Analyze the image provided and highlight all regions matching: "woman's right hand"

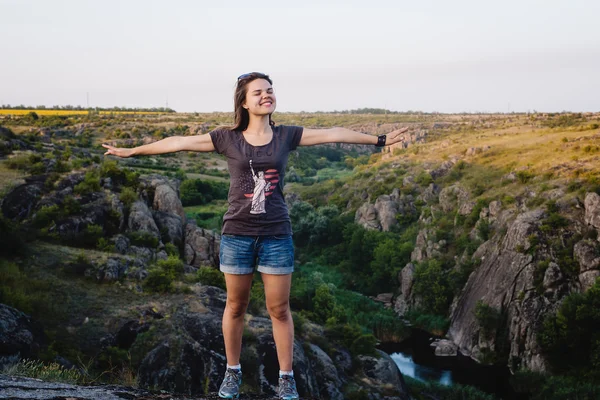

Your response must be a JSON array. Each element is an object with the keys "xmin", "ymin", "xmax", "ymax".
[{"xmin": 102, "ymin": 144, "xmax": 134, "ymax": 158}]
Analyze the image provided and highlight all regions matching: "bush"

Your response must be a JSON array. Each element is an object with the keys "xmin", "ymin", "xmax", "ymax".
[
  {"xmin": 196, "ymin": 267, "xmax": 225, "ymax": 290},
  {"xmin": 538, "ymin": 278, "xmax": 600, "ymax": 377},
  {"xmin": 144, "ymin": 256, "xmax": 184, "ymax": 293},
  {"xmin": 474, "ymin": 301, "xmax": 501, "ymax": 337},
  {"xmin": 119, "ymin": 187, "xmax": 137, "ymax": 207},
  {"xmin": 127, "ymin": 231, "xmax": 159, "ymax": 248},
  {"xmin": 74, "ymin": 170, "xmax": 101, "ymax": 195}
]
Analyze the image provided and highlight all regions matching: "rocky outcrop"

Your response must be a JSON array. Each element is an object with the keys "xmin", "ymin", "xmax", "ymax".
[
  {"xmin": 438, "ymin": 184, "xmax": 474, "ymax": 215},
  {"xmin": 357, "ymin": 350, "xmax": 410, "ymax": 399},
  {"xmin": 184, "ymin": 221, "xmax": 220, "ymax": 268},
  {"xmin": 0, "ymin": 180, "xmax": 44, "ymax": 220},
  {"xmin": 355, "ymin": 189, "xmax": 417, "ymax": 232},
  {"xmin": 584, "ymin": 192, "xmax": 600, "ymax": 238},
  {"xmin": 0, "ymin": 373, "xmax": 260, "ymax": 399},
  {"xmin": 307, "ymin": 344, "xmax": 344, "ymax": 400},
  {"xmin": 447, "ymin": 209, "xmax": 549, "ymax": 370},
  {"xmin": 0, "ymin": 304, "xmax": 45, "ymax": 369},
  {"xmin": 394, "ymin": 263, "xmax": 416, "ymax": 315},
  {"xmin": 128, "ymin": 201, "xmax": 160, "ymax": 239}
]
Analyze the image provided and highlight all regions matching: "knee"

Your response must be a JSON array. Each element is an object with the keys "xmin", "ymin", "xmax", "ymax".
[
  {"xmin": 226, "ymin": 300, "xmax": 248, "ymax": 319},
  {"xmin": 267, "ymin": 302, "xmax": 290, "ymax": 321}
]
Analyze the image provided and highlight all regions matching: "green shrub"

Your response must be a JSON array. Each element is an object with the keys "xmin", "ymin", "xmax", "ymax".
[
  {"xmin": 196, "ymin": 267, "xmax": 225, "ymax": 290},
  {"xmin": 119, "ymin": 187, "xmax": 137, "ymax": 207},
  {"xmin": 474, "ymin": 301, "xmax": 501, "ymax": 336},
  {"xmin": 127, "ymin": 231, "xmax": 159, "ymax": 248},
  {"xmin": 33, "ymin": 205, "xmax": 61, "ymax": 228},
  {"xmin": 538, "ymin": 278, "xmax": 600, "ymax": 377},
  {"xmin": 144, "ymin": 256, "xmax": 184, "ymax": 293},
  {"xmin": 350, "ymin": 334, "xmax": 377, "ymax": 356},
  {"xmin": 74, "ymin": 170, "xmax": 101, "ymax": 195}
]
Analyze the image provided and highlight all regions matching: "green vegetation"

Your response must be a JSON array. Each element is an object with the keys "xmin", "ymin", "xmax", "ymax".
[
  {"xmin": 196, "ymin": 267, "xmax": 226, "ymax": 290},
  {"xmin": 144, "ymin": 256, "xmax": 185, "ymax": 293},
  {"xmin": 2, "ymin": 359, "xmax": 81, "ymax": 384},
  {"xmin": 538, "ymin": 278, "xmax": 600, "ymax": 380},
  {"xmin": 179, "ymin": 178, "xmax": 229, "ymax": 206}
]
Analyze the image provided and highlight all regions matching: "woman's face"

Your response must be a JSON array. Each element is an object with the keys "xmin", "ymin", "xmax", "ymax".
[{"xmin": 243, "ymin": 78, "xmax": 276, "ymax": 116}]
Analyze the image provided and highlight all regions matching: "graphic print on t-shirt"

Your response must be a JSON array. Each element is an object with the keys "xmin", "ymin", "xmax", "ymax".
[{"xmin": 242, "ymin": 160, "xmax": 280, "ymax": 214}]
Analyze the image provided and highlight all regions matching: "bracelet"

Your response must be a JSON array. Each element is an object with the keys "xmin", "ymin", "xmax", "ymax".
[{"xmin": 375, "ymin": 135, "xmax": 386, "ymax": 147}]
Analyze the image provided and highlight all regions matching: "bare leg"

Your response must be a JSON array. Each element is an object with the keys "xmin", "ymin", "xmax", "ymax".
[
  {"xmin": 262, "ymin": 273, "xmax": 294, "ymax": 371},
  {"xmin": 222, "ymin": 273, "xmax": 254, "ymax": 366}
]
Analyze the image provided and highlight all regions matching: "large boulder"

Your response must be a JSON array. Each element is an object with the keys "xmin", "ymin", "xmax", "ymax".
[
  {"xmin": 1, "ymin": 182, "xmax": 44, "ymax": 220},
  {"xmin": 0, "ymin": 304, "xmax": 45, "ymax": 368},
  {"xmin": 128, "ymin": 201, "xmax": 160, "ymax": 239},
  {"xmin": 184, "ymin": 222, "xmax": 220, "ymax": 268},
  {"xmin": 307, "ymin": 344, "xmax": 344, "ymax": 400},
  {"xmin": 357, "ymin": 349, "xmax": 410, "ymax": 399}
]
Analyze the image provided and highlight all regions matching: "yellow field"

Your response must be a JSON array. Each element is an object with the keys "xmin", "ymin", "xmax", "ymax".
[{"xmin": 0, "ymin": 109, "xmax": 168, "ymax": 116}]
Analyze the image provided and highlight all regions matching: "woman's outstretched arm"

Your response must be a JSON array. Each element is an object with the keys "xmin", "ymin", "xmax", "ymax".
[
  {"xmin": 102, "ymin": 134, "xmax": 215, "ymax": 158},
  {"xmin": 299, "ymin": 127, "xmax": 408, "ymax": 147}
]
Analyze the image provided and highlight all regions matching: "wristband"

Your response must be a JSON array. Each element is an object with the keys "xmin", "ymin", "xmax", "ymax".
[{"xmin": 375, "ymin": 135, "xmax": 386, "ymax": 147}]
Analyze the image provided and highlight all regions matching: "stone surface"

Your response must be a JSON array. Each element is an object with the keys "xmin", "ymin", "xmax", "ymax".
[
  {"xmin": 430, "ymin": 339, "xmax": 459, "ymax": 357},
  {"xmin": 0, "ymin": 305, "xmax": 45, "ymax": 366}
]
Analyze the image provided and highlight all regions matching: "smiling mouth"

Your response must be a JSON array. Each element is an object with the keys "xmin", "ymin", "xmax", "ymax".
[{"xmin": 260, "ymin": 100, "xmax": 273, "ymax": 105}]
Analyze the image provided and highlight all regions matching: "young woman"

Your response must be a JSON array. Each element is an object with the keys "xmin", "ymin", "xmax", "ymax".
[{"xmin": 103, "ymin": 72, "xmax": 407, "ymax": 399}]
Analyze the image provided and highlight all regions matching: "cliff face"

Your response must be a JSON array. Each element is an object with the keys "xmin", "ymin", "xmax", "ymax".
[
  {"xmin": 447, "ymin": 193, "xmax": 600, "ymax": 372},
  {"xmin": 360, "ymin": 173, "xmax": 600, "ymax": 372}
]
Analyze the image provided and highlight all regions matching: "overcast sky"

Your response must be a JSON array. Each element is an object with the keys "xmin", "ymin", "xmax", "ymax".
[{"xmin": 1, "ymin": 0, "xmax": 599, "ymax": 113}]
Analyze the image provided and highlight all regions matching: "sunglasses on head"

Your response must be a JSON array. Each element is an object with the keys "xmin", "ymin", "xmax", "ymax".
[{"xmin": 237, "ymin": 72, "xmax": 269, "ymax": 81}]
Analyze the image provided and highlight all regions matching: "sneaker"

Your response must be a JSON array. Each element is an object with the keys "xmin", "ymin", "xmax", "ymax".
[
  {"xmin": 218, "ymin": 368, "xmax": 242, "ymax": 399},
  {"xmin": 277, "ymin": 375, "xmax": 299, "ymax": 400}
]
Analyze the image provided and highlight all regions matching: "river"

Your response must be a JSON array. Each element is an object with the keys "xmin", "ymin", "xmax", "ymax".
[{"xmin": 381, "ymin": 329, "xmax": 517, "ymax": 399}]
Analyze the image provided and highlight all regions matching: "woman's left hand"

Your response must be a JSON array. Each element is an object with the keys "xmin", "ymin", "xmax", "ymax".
[{"xmin": 385, "ymin": 127, "xmax": 409, "ymax": 146}]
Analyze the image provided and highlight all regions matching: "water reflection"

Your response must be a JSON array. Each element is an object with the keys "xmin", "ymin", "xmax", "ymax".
[{"xmin": 390, "ymin": 351, "xmax": 453, "ymax": 386}]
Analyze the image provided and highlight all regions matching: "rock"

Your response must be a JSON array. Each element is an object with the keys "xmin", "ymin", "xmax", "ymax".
[
  {"xmin": 0, "ymin": 304, "xmax": 45, "ymax": 365},
  {"xmin": 574, "ymin": 240, "xmax": 600, "ymax": 272},
  {"xmin": 438, "ymin": 184, "xmax": 470, "ymax": 214},
  {"xmin": 579, "ymin": 270, "xmax": 600, "ymax": 292},
  {"xmin": 154, "ymin": 210, "xmax": 184, "ymax": 247},
  {"xmin": 394, "ymin": 263, "xmax": 415, "ymax": 316},
  {"xmin": 417, "ymin": 183, "xmax": 441, "ymax": 204},
  {"xmin": 97, "ymin": 257, "xmax": 130, "ymax": 282},
  {"xmin": 430, "ymin": 339, "xmax": 459, "ymax": 357},
  {"xmin": 374, "ymin": 195, "xmax": 399, "ymax": 232},
  {"xmin": 152, "ymin": 179, "xmax": 186, "ymax": 222},
  {"xmin": 0, "ymin": 374, "xmax": 224, "ymax": 400},
  {"xmin": 431, "ymin": 160, "xmax": 455, "ymax": 179},
  {"xmin": 256, "ymin": 331, "xmax": 319, "ymax": 398},
  {"xmin": 355, "ymin": 203, "xmax": 380, "ymax": 230},
  {"xmin": 1, "ymin": 182, "xmax": 44, "ymax": 220},
  {"xmin": 185, "ymin": 222, "xmax": 220, "ymax": 268},
  {"xmin": 357, "ymin": 350, "xmax": 410, "ymax": 399},
  {"xmin": 113, "ymin": 234, "xmax": 130, "ymax": 254},
  {"xmin": 307, "ymin": 344, "xmax": 344, "ymax": 400},
  {"xmin": 114, "ymin": 320, "xmax": 150, "ymax": 349},
  {"xmin": 584, "ymin": 192, "xmax": 600, "ymax": 237},
  {"xmin": 128, "ymin": 201, "xmax": 160, "ymax": 239},
  {"xmin": 447, "ymin": 209, "xmax": 556, "ymax": 372}
]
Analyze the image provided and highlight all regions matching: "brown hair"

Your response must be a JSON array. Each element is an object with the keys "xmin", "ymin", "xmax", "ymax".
[{"xmin": 230, "ymin": 72, "xmax": 275, "ymax": 131}]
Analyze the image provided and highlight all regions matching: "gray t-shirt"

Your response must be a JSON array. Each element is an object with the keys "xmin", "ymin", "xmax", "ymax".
[{"xmin": 209, "ymin": 125, "xmax": 304, "ymax": 236}]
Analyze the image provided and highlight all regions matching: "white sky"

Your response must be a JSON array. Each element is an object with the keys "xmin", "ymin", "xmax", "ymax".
[{"xmin": 1, "ymin": 0, "xmax": 599, "ymax": 113}]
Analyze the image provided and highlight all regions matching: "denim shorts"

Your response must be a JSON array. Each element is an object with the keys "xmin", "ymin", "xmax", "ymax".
[{"xmin": 219, "ymin": 234, "xmax": 295, "ymax": 275}]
